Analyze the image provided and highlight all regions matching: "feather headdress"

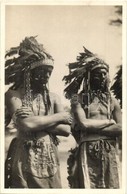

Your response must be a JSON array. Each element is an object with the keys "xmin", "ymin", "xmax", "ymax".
[
  {"xmin": 5, "ymin": 36, "xmax": 54, "ymax": 108},
  {"xmin": 63, "ymin": 47, "xmax": 109, "ymax": 99},
  {"xmin": 5, "ymin": 36, "xmax": 54, "ymax": 87}
]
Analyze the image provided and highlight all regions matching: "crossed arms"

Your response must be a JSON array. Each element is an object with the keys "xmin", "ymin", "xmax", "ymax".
[
  {"xmin": 71, "ymin": 97, "xmax": 122, "ymax": 137},
  {"xmin": 5, "ymin": 90, "xmax": 72, "ymax": 136}
]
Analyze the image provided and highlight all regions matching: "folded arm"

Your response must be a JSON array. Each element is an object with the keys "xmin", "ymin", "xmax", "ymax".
[
  {"xmin": 71, "ymin": 103, "xmax": 114, "ymax": 132},
  {"xmin": 16, "ymin": 111, "xmax": 71, "ymax": 132},
  {"xmin": 100, "ymin": 99, "xmax": 122, "ymax": 136},
  {"xmin": 71, "ymin": 96, "xmax": 122, "ymax": 136},
  {"xmin": 6, "ymin": 89, "xmax": 71, "ymax": 136}
]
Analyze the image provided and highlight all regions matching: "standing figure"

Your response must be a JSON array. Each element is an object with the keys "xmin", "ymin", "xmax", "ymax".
[
  {"xmin": 5, "ymin": 36, "xmax": 72, "ymax": 188},
  {"xmin": 63, "ymin": 47, "xmax": 122, "ymax": 188}
]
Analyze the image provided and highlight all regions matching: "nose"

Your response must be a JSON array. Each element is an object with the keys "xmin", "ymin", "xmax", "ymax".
[
  {"xmin": 45, "ymin": 72, "xmax": 50, "ymax": 79},
  {"xmin": 101, "ymin": 73, "xmax": 106, "ymax": 79},
  {"xmin": 47, "ymin": 72, "xmax": 50, "ymax": 77}
]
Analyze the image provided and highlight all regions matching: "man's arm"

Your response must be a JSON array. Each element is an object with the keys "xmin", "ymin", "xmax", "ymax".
[
  {"xmin": 45, "ymin": 93, "xmax": 71, "ymax": 136},
  {"xmin": 46, "ymin": 124, "xmax": 71, "ymax": 137},
  {"xmin": 71, "ymin": 95, "xmax": 115, "ymax": 132},
  {"xmin": 16, "ymin": 112, "xmax": 71, "ymax": 132},
  {"xmin": 6, "ymin": 90, "xmax": 71, "ymax": 135},
  {"xmin": 100, "ymin": 98, "xmax": 122, "ymax": 136}
]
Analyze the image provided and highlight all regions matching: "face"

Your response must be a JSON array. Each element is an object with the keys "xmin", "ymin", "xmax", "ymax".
[
  {"xmin": 31, "ymin": 65, "xmax": 53, "ymax": 86},
  {"xmin": 90, "ymin": 68, "xmax": 108, "ymax": 90}
]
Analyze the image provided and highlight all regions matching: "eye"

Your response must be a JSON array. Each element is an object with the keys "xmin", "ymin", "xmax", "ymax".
[{"xmin": 94, "ymin": 73, "xmax": 100, "ymax": 77}]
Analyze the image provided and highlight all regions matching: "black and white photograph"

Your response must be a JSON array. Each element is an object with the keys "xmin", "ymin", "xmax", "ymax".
[{"xmin": 0, "ymin": 0, "xmax": 127, "ymax": 193}]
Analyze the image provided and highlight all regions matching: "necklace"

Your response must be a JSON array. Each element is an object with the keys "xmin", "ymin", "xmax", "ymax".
[{"xmin": 34, "ymin": 93, "xmax": 43, "ymax": 115}]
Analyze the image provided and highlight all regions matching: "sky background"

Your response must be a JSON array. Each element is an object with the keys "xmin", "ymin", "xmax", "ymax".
[{"xmin": 5, "ymin": 4, "xmax": 122, "ymax": 106}]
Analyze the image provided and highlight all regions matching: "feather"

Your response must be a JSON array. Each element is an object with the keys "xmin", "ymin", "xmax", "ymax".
[
  {"xmin": 68, "ymin": 62, "xmax": 79, "ymax": 70},
  {"xmin": 63, "ymin": 46, "xmax": 109, "ymax": 99},
  {"xmin": 5, "ymin": 36, "xmax": 54, "ymax": 89},
  {"xmin": 5, "ymin": 58, "xmax": 17, "ymax": 67},
  {"xmin": 64, "ymin": 76, "xmax": 84, "ymax": 99},
  {"xmin": 83, "ymin": 46, "xmax": 93, "ymax": 55},
  {"xmin": 5, "ymin": 46, "xmax": 20, "ymax": 58},
  {"xmin": 19, "ymin": 36, "xmax": 46, "ymax": 58},
  {"xmin": 63, "ymin": 66, "xmax": 86, "ymax": 85}
]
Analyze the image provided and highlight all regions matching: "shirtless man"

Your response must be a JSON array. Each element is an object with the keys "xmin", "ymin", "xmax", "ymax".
[
  {"xmin": 64, "ymin": 47, "xmax": 122, "ymax": 188},
  {"xmin": 5, "ymin": 36, "xmax": 72, "ymax": 188}
]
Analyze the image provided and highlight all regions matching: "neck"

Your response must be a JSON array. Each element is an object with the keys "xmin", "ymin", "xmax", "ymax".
[{"xmin": 91, "ymin": 85, "xmax": 107, "ymax": 93}]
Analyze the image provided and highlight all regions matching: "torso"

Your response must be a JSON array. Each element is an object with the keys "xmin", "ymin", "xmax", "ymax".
[
  {"xmin": 78, "ymin": 93, "xmax": 115, "ymax": 142},
  {"xmin": 87, "ymin": 97, "xmax": 110, "ymax": 119},
  {"xmin": 79, "ymin": 93, "xmax": 114, "ymax": 120}
]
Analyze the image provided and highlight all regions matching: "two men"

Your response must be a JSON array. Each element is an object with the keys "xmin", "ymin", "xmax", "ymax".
[{"xmin": 5, "ymin": 39, "xmax": 122, "ymax": 188}]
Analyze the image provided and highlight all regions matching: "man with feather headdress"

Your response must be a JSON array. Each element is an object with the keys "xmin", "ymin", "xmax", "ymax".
[
  {"xmin": 63, "ymin": 47, "xmax": 122, "ymax": 188},
  {"xmin": 5, "ymin": 36, "xmax": 72, "ymax": 188}
]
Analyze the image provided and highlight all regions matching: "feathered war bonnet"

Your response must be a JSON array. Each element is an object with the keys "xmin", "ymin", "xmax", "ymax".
[
  {"xmin": 63, "ymin": 47, "xmax": 111, "ymax": 118},
  {"xmin": 5, "ymin": 36, "xmax": 54, "ymax": 107},
  {"xmin": 63, "ymin": 46, "xmax": 109, "ymax": 99}
]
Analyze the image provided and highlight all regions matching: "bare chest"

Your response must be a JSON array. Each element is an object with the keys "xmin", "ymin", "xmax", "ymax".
[{"xmin": 85, "ymin": 97, "xmax": 109, "ymax": 119}]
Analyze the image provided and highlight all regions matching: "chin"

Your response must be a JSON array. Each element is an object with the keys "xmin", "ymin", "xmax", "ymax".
[
  {"xmin": 41, "ymin": 81, "xmax": 48, "ymax": 85},
  {"xmin": 101, "ymin": 83, "xmax": 105, "ymax": 88},
  {"xmin": 37, "ymin": 80, "xmax": 48, "ymax": 84}
]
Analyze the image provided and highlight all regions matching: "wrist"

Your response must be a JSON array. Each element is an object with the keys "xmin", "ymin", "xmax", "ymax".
[
  {"xmin": 71, "ymin": 103, "xmax": 82, "ymax": 111},
  {"xmin": 52, "ymin": 113, "xmax": 63, "ymax": 124}
]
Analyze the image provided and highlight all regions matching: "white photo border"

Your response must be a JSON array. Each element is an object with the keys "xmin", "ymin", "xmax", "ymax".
[{"xmin": 0, "ymin": 0, "xmax": 127, "ymax": 194}]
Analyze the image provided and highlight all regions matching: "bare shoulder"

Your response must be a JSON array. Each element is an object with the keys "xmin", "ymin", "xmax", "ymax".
[
  {"xmin": 5, "ymin": 88, "xmax": 22, "ymax": 103},
  {"xmin": 111, "ymin": 97, "xmax": 121, "ymax": 110},
  {"xmin": 49, "ymin": 92, "xmax": 61, "ymax": 104},
  {"xmin": 5, "ymin": 88, "xmax": 22, "ymax": 98},
  {"xmin": 49, "ymin": 92, "xmax": 64, "ymax": 113},
  {"xmin": 5, "ymin": 88, "xmax": 23, "ymax": 115},
  {"xmin": 111, "ymin": 97, "xmax": 122, "ymax": 123}
]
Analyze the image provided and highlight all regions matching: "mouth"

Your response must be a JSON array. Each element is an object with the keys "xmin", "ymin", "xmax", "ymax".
[{"xmin": 34, "ymin": 77, "xmax": 48, "ymax": 81}]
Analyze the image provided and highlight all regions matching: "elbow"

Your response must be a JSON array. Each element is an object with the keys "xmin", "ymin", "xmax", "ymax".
[
  {"xmin": 116, "ymin": 124, "xmax": 122, "ymax": 135},
  {"xmin": 115, "ymin": 123, "xmax": 122, "ymax": 133},
  {"xmin": 118, "ymin": 123, "xmax": 122, "ymax": 129},
  {"xmin": 80, "ymin": 121, "xmax": 89, "ymax": 130},
  {"xmin": 63, "ymin": 131, "xmax": 70, "ymax": 137},
  {"xmin": 60, "ymin": 125, "xmax": 71, "ymax": 137}
]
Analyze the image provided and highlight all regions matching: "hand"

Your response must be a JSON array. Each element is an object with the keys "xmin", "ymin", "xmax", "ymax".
[
  {"xmin": 60, "ymin": 111, "xmax": 73, "ymax": 125},
  {"xmin": 109, "ymin": 119, "xmax": 116, "ymax": 125},
  {"xmin": 15, "ymin": 106, "xmax": 34, "ymax": 119},
  {"xmin": 71, "ymin": 94, "xmax": 80, "ymax": 106}
]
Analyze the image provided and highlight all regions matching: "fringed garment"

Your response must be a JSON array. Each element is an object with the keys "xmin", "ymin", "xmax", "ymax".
[
  {"xmin": 5, "ymin": 93, "xmax": 62, "ymax": 188},
  {"xmin": 67, "ymin": 138, "xmax": 120, "ymax": 188}
]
